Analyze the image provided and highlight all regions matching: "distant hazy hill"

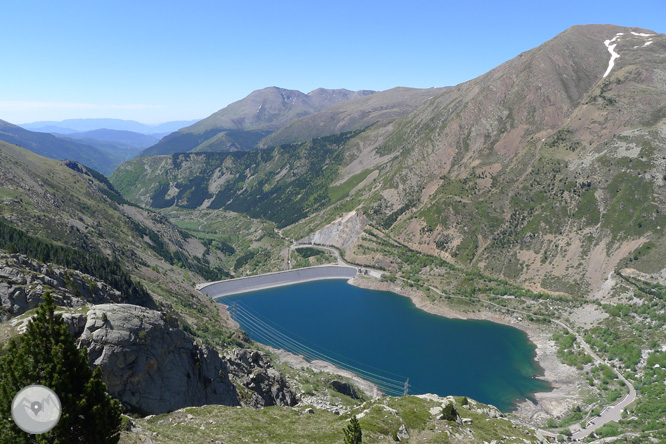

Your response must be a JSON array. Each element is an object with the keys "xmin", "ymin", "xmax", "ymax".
[
  {"xmin": 54, "ymin": 129, "xmax": 160, "ymax": 162},
  {"xmin": 61, "ymin": 129, "xmax": 161, "ymax": 148},
  {"xmin": 20, "ymin": 118, "xmax": 200, "ymax": 135},
  {"xmin": 138, "ymin": 87, "xmax": 376, "ymax": 156},
  {"xmin": 0, "ymin": 119, "xmax": 118, "ymax": 175},
  {"xmin": 113, "ymin": 24, "xmax": 666, "ymax": 296}
]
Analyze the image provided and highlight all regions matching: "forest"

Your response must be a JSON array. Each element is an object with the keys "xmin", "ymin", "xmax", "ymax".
[{"xmin": 0, "ymin": 219, "xmax": 155, "ymax": 308}]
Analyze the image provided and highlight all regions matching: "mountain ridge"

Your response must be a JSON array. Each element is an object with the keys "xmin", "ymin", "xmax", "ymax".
[
  {"xmin": 257, "ymin": 86, "xmax": 448, "ymax": 148},
  {"xmin": 20, "ymin": 118, "xmax": 200, "ymax": 135},
  {"xmin": 138, "ymin": 87, "xmax": 377, "ymax": 156},
  {"xmin": 0, "ymin": 119, "xmax": 119, "ymax": 175},
  {"xmin": 112, "ymin": 24, "xmax": 666, "ymax": 297}
]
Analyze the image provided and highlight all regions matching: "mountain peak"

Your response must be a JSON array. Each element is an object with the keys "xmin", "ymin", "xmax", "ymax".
[{"xmin": 139, "ymin": 87, "xmax": 378, "ymax": 156}]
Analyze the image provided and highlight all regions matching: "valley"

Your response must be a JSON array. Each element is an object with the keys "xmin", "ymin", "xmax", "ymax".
[{"xmin": 2, "ymin": 21, "xmax": 666, "ymax": 444}]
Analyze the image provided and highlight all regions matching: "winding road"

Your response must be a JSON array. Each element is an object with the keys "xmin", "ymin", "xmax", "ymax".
[{"xmin": 395, "ymin": 275, "xmax": 637, "ymax": 441}]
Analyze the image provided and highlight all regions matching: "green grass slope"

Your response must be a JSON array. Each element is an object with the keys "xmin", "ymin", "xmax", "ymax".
[
  {"xmin": 122, "ymin": 395, "xmax": 546, "ymax": 444},
  {"xmin": 112, "ymin": 130, "xmax": 364, "ymax": 228}
]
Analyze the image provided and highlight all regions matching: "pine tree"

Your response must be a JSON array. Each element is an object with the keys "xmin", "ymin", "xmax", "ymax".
[
  {"xmin": 441, "ymin": 402, "xmax": 459, "ymax": 422},
  {"xmin": 343, "ymin": 414, "xmax": 362, "ymax": 444},
  {"xmin": 0, "ymin": 293, "xmax": 122, "ymax": 443}
]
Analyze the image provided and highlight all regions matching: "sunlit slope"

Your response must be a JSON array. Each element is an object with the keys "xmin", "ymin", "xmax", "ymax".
[
  {"xmin": 112, "ymin": 24, "xmax": 666, "ymax": 296},
  {"xmin": 139, "ymin": 87, "xmax": 375, "ymax": 156}
]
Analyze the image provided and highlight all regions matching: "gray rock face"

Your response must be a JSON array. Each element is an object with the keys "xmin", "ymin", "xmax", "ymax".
[
  {"xmin": 396, "ymin": 423, "xmax": 409, "ymax": 441},
  {"xmin": 330, "ymin": 380, "xmax": 360, "ymax": 399},
  {"xmin": 299, "ymin": 210, "xmax": 368, "ymax": 253},
  {"xmin": 225, "ymin": 348, "xmax": 297, "ymax": 408},
  {"xmin": 60, "ymin": 312, "xmax": 88, "ymax": 337},
  {"xmin": 0, "ymin": 253, "xmax": 123, "ymax": 317},
  {"xmin": 78, "ymin": 304, "xmax": 239, "ymax": 415},
  {"xmin": 1, "ymin": 253, "xmax": 298, "ymax": 416}
]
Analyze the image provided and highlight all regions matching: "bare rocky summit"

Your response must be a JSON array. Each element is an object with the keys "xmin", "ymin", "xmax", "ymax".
[{"xmin": 140, "ymin": 87, "xmax": 376, "ymax": 156}]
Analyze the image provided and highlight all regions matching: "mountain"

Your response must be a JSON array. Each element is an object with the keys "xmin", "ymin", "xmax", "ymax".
[
  {"xmin": 60, "ymin": 129, "xmax": 161, "ymax": 148},
  {"xmin": 257, "ymin": 86, "xmax": 448, "ymax": 148},
  {"xmin": 0, "ymin": 141, "xmax": 200, "ymax": 273},
  {"xmin": 348, "ymin": 24, "xmax": 666, "ymax": 295},
  {"xmin": 188, "ymin": 87, "xmax": 374, "ymax": 132},
  {"xmin": 53, "ymin": 129, "xmax": 160, "ymax": 162},
  {"xmin": 112, "ymin": 24, "xmax": 666, "ymax": 297},
  {"xmin": 20, "ymin": 118, "xmax": 200, "ymax": 135},
  {"xmin": 0, "ymin": 140, "xmax": 307, "ymax": 415},
  {"xmin": 0, "ymin": 119, "xmax": 118, "ymax": 175},
  {"xmin": 138, "ymin": 87, "xmax": 376, "ymax": 156}
]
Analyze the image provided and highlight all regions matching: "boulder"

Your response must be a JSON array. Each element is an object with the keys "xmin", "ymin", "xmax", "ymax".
[
  {"xmin": 475, "ymin": 405, "xmax": 504, "ymax": 418},
  {"xmin": 78, "ymin": 304, "xmax": 238, "ymax": 415},
  {"xmin": 396, "ymin": 423, "xmax": 409, "ymax": 441}
]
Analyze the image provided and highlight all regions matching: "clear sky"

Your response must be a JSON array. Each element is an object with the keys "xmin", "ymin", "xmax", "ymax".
[{"xmin": 2, "ymin": 0, "xmax": 664, "ymax": 124}]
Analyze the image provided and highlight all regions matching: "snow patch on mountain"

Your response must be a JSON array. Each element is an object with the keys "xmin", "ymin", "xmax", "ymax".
[
  {"xmin": 603, "ymin": 31, "xmax": 655, "ymax": 78},
  {"xmin": 603, "ymin": 33, "xmax": 622, "ymax": 78}
]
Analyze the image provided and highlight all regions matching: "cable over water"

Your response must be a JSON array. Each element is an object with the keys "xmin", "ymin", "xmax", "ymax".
[{"xmin": 230, "ymin": 302, "xmax": 418, "ymax": 396}]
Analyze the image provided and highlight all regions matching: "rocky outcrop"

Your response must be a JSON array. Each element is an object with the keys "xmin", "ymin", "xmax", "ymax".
[
  {"xmin": 330, "ymin": 380, "xmax": 360, "ymax": 399},
  {"xmin": 0, "ymin": 253, "xmax": 123, "ymax": 319},
  {"xmin": 1, "ymin": 253, "xmax": 297, "ymax": 415},
  {"xmin": 78, "ymin": 304, "xmax": 239, "ymax": 415},
  {"xmin": 299, "ymin": 210, "xmax": 368, "ymax": 253},
  {"xmin": 224, "ymin": 348, "xmax": 297, "ymax": 408}
]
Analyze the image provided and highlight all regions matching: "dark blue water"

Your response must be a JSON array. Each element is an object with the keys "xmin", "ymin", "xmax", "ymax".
[{"xmin": 220, "ymin": 280, "xmax": 550, "ymax": 411}]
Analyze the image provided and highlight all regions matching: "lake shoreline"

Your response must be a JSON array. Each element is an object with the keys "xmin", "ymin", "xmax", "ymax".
[{"xmin": 348, "ymin": 276, "xmax": 585, "ymax": 422}]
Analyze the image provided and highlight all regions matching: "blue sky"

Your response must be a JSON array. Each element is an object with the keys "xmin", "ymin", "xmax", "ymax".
[{"xmin": 2, "ymin": 0, "xmax": 665, "ymax": 124}]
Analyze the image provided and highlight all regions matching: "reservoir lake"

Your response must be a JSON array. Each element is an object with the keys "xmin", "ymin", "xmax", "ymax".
[{"xmin": 219, "ymin": 279, "xmax": 550, "ymax": 411}]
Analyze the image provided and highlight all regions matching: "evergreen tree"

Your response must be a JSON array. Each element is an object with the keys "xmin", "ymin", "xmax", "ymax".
[
  {"xmin": 0, "ymin": 293, "xmax": 122, "ymax": 443},
  {"xmin": 343, "ymin": 414, "xmax": 362, "ymax": 444},
  {"xmin": 441, "ymin": 402, "xmax": 459, "ymax": 422}
]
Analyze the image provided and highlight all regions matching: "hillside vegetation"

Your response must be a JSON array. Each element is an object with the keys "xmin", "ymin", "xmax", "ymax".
[
  {"xmin": 114, "ymin": 24, "xmax": 666, "ymax": 298},
  {"xmin": 5, "ymin": 23, "xmax": 666, "ymax": 443}
]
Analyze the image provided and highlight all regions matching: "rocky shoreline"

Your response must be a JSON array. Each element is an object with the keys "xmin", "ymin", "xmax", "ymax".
[
  {"xmin": 265, "ymin": 345, "xmax": 381, "ymax": 399},
  {"xmin": 212, "ymin": 271, "xmax": 584, "ymax": 423},
  {"xmin": 347, "ymin": 276, "xmax": 585, "ymax": 423}
]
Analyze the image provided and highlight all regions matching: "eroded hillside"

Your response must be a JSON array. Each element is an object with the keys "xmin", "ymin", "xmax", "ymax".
[{"xmin": 112, "ymin": 25, "xmax": 666, "ymax": 297}]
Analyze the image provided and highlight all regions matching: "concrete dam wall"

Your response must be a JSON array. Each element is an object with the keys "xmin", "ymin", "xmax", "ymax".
[{"xmin": 197, "ymin": 265, "xmax": 358, "ymax": 299}]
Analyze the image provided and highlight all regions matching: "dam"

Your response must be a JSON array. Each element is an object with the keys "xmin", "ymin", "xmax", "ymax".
[{"xmin": 197, "ymin": 265, "xmax": 358, "ymax": 298}]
